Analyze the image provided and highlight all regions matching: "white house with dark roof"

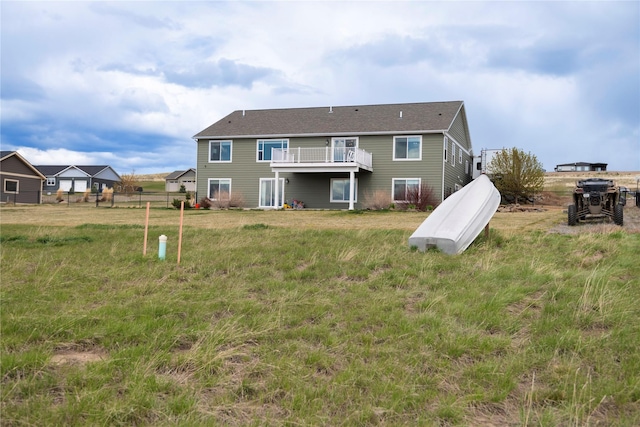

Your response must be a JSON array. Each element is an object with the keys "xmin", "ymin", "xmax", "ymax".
[
  {"xmin": 165, "ymin": 169, "xmax": 196, "ymax": 192},
  {"xmin": 193, "ymin": 101, "xmax": 474, "ymax": 210}
]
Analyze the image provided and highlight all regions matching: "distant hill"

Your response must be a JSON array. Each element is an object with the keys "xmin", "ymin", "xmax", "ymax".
[{"xmin": 137, "ymin": 173, "xmax": 170, "ymax": 182}]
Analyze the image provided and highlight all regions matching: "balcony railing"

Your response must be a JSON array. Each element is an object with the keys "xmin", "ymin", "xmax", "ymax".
[{"xmin": 271, "ymin": 147, "xmax": 372, "ymax": 169}]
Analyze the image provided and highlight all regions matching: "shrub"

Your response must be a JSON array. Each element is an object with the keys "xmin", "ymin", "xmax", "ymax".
[
  {"xmin": 211, "ymin": 191, "xmax": 245, "ymax": 209},
  {"xmin": 400, "ymin": 183, "xmax": 439, "ymax": 212},
  {"xmin": 362, "ymin": 190, "xmax": 392, "ymax": 210},
  {"xmin": 171, "ymin": 198, "xmax": 191, "ymax": 209},
  {"xmin": 100, "ymin": 188, "xmax": 113, "ymax": 202},
  {"xmin": 55, "ymin": 189, "xmax": 64, "ymax": 203},
  {"xmin": 199, "ymin": 197, "xmax": 212, "ymax": 209},
  {"xmin": 82, "ymin": 189, "xmax": 91, "ymax": 202}
]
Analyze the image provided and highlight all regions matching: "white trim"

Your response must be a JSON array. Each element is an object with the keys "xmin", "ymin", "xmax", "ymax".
[
  {"xmin": 3, "ymin": 178, "xmax": 19, "ymax": 194},
  {"xmin": 194, "ymin": 129, "xmax": 448, "ymax": 140},
  {"xmin": 393, "ymin": 135, "xmax": 422, "ymax": 161},
  {"xmin": 46, "ymin": 177, "xmax": 56, "ymax": 186},
  {"xmin": 208, "ymin": 140, "xmax": 233, "ymax": 163}
]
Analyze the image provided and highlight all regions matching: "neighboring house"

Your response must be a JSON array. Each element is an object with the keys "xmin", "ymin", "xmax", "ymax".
[
  {"xmin": 0, "ymin": 151, "xmax": 46, "ymax": 204},
  {"xmin": 165, "ymin": 169, "xmax": 196, "ymax": 192},
  {"xmin": 555, "ymin": 162, "xmax": 608, "ymax": 172},
  {"xmin": 35, "ymin": 165, "xmax": 122, "ymax": 194},
  {"xmin": 193, "ymin": 101, "xmax": 474, "ymax": 210}
]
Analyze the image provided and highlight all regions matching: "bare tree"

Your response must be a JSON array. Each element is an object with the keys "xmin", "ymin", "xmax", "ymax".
[
  {"xmin": 488, "ymin": 147, "xmax": 544, "ymax": 204},
  {"xmin": 116, "ymin": 170, "xmax": 139, "ymax": 194}
]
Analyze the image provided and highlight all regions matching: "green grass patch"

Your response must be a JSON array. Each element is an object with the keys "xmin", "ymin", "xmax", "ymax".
[{"xmin": 1, "ymin": 218, "xmax": 639, "ymax": 426}]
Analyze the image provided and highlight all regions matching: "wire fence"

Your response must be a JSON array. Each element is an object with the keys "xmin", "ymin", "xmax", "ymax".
[{"xmin": 1, "ymin": 191, "xmax": 198, "ymax": 208}]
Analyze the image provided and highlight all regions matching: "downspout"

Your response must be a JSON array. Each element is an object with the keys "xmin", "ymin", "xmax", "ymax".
[{"xmin": 274, "ymin": 170, "xmax": 280, "ymax": 209}]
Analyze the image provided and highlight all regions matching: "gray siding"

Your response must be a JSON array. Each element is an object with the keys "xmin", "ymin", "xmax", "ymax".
[{"xmin": 0, "ymin": 156, "xmax": 43, "ymax": 204}]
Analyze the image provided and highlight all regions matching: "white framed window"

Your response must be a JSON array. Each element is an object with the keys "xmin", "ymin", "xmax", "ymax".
[
  {"xmin": 257, "ymin": 139, "xmax": 288, "ymax": 162},
  {"xmin": 443, "ymin": 137, "xmax": 448, "ymax": 162},
  {"xmin": 392, "ymin": 178, "xmax": 420, "ymax": 202},
  {"xmin": 465, "ymin": 160, "xmax": 470, "ymax": 174},
  {"xmin": 46, "ymin": 177, "xmax": 56, "ymax": 186},
  {"xmin": 330, "ymin": 178, "xmax": 358, "ymax": 203},
  {"xmin": 4, "ymin": 179, "xmax": 19, "ymax": 194},
  {"xmin": 209, "ymin": 140, "xmax": 232, "ymax": 162},
  {"xmin": 459, "ymin": 147, "xmax": 463, "ymax": 164},
  {"xmin": 393, "ymin": 136, "xmax": 421, "ymax": 160},
  {"xmin": 259, "ymin": 178, "xmax": 285, "ymax": 207},
  {"xmin": 208, "ymin": 178, "xmax": 231, "ymax": 200},
  {"xmin": 451, "ymin": 142, "xmax": 456, "ymax": 166}
]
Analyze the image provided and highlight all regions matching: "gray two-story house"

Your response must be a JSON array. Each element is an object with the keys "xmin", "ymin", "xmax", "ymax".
[{"xmin": 193, "ymin": 101, "xmax": 474, "ymax": 210}]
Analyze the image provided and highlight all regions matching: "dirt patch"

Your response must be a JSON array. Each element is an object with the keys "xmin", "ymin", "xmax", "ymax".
[{"xmin": 50, "ymin": 349, "xmax": 107, "ymax": 366}]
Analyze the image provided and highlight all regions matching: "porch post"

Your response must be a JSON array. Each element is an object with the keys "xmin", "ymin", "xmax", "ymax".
[
  {"xmin": 348, "ymin": 171, "xmax": 355, "ymax": 211},
  {"xmin": 274, "ymin": 170, "xmax": 280, "ymax": 209}
]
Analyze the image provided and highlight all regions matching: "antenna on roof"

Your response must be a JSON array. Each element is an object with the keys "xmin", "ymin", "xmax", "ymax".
[{"xmin": 329, "ymin": 106, "xmax": 333, "ymax": 113}]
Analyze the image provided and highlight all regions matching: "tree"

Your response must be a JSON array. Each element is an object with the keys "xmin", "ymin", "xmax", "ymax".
[
  {"xmin": 488, "ymin": 147, "xmax": 544, "ymax": 204},
  {"xmin": 116, "ymin": 170, "xmax": 139, "ymax": 194}
]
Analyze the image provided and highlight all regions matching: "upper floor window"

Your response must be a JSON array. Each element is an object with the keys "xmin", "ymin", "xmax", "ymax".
[
  {"xmin": 394, "ymin": 136, "xmax": 421, "ymax": 160},
  {"xmin": 209, "ymin": 140, "xmax": 232, "ymax": 162},
  {"xmin": 451, "ymin": 142, "xmax": 456, "ymax": 166},
  {"xmin": 444, "ymin": 137, "xmax": 448, "ymax": 162},
  {"xmin": 257, "ymin": 139, "xmax": 288, "ymax": 162},
  {"xmin": 459, "ymin": 147, "xmax": 463, "ymax": 164},
  {"xmin": 46, "ymin": 177, "xmax": 56, "ymax": 186}
]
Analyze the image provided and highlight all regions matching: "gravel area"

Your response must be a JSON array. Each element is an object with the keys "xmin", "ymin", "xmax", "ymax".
[{"xmin": 548, "ymin": 204, "xmax": 640, "ymax": 234}]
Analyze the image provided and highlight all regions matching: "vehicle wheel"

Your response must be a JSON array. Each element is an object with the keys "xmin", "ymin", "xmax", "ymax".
[
  {"xmin": 614, "ymin": 204, "xmax": 623, "ymax": 226},
  {"xmin": 568, "ymin": 204, "xmax": 577, "ymax": 226}
]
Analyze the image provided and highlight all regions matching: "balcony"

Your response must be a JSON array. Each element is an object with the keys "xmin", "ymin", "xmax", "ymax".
[{"xmin": 270, "ymin": 147, "xmax": 373, "ymax": 173}]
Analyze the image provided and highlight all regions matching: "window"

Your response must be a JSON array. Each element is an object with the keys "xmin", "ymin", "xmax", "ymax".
[
  {"xmin": 394, "ymin": 136, "xmax": 421, "ymax": 160},
  {"xmin": 331, "ymin": 178, "xmax": 357, "ymax": 203},
  {"xmin": 209, "ymin": 140, "xmax": 232, "ymax": 162},
  {"xmin": 392, "ymin": 178, "xmax": 420, "ymax": 201},
  {"xmin": 259, "ymin": 178, "xmax": 285, "ymax": 207},
  {"xmin": 443, "ymin": 137, "xmax": 448, "ymax": 161},
  {"xmin": 459, "ymin": 147, "xmax": 463, "ymax": 164},
  {"xmin": 257, "ymin": 139, "xmax": 288, "ymax": 162},
  {"xmin": 46, "ymin": 177, "xmax": 56, "ymax": 186},
  {"xmin": 208, "ymin": 178, "xmax": 231, "ymax": 200},
  {"xmin": 4, "ymin": 179, "xmax": 18, "ymax": 193},
  {"xmin": 465, "ymin": 160, "xmax": 470, "ymax": 174},
  {"xmin": 451, "ymin": 142, "xmax": 456, "ymax": 166}
]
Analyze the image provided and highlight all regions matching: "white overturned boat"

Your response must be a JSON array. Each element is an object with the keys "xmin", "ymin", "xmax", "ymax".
[{"xmin": 408, "ymin": 174, "xmax": 501, "ymax": 254}]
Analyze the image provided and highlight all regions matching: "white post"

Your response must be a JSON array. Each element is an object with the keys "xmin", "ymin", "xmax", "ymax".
[
  {"xmin": 274, "ymin": 170, "xmax": 280, "ymax": 209},
  {"xmin": 348, "ymin": 171, "xmax": 355, "ymax": 211}
]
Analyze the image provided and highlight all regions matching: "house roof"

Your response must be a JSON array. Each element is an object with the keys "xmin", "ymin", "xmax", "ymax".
[
  {"xmin": 35, "ymin": 165, "xmax": 119, "ymax": 178},
  {"xmin": 165, "ymin": 168, "xmax": 196, "ymax": 180},
  {"xmin": 1, "ymin": 151, "xmax": 46, "ymax": 179},
  {"xmin": 556, "ymin": 162, "xmax": 608, "ymax": 167},
  {"xmin": 194, "ymin": 101, "xmax": 465, "ymax": 139}
]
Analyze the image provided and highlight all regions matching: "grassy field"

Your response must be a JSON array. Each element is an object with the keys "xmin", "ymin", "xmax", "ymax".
[{"xmin": 1, "ymin": 205, "xmax": 639, "ymax": 426}]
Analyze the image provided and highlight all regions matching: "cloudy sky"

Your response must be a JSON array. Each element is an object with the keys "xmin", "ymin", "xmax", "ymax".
[{"xmin": 2, "ymin": 1, "xmax": 639, "ymax": 175}]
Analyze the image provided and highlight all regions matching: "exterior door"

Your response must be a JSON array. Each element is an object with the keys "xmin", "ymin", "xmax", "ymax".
[
  {"xmin": 332, "ymin": 138, "xmax": 357, "ymax": 162},
  {"xmin": 259, "ymin": 178, "xmax": 285, "ymax": 208}
]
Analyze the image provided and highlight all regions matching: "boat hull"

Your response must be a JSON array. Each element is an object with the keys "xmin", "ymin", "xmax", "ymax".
[{"xmin": 408, "ymin": 175, "xmax": 501, "ymax": 254}]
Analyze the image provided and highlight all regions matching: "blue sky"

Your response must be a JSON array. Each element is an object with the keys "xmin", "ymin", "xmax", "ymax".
[{"xmin": 2, "ymin": 1, "xmax": 639, "ymax": 174}]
